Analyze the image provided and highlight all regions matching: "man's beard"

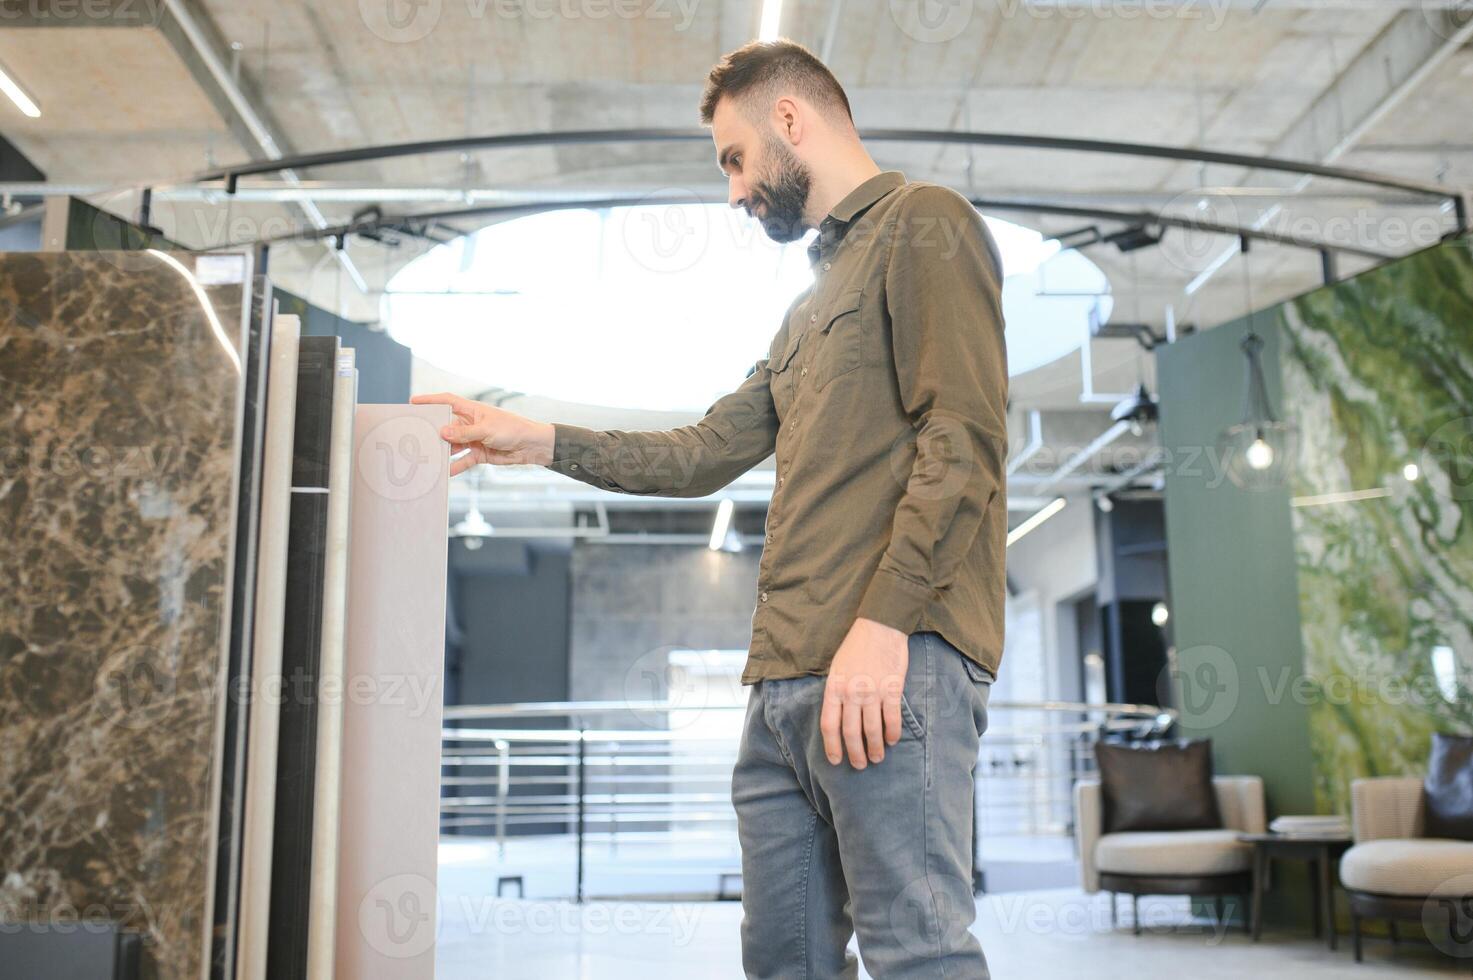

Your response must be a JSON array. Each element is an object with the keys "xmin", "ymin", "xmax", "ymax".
[{"xmin": 748, "ymin": 136, "xmax": 812, "ymax": 244}]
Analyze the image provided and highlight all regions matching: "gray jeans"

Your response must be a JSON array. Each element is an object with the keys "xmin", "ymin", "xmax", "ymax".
[{"xmin": 731, "ymin": 631, "xmax": 993, "ymax": 979}]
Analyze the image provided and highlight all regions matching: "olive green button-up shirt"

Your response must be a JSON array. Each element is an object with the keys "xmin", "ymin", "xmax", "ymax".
[{"xmin": 546, "ymin": 171, "xmax": 1009, "ymax": 685}]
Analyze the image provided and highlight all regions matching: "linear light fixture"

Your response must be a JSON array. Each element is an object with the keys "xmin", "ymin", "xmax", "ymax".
[
  {"xmin": 1006, "ymin": 497, "xmax": 1066, "ymax": 548},
  {"xmin": 709, "ymin": 498, "xmax": 735, "ymax": 551},
  {"xmin": 759, "ymin": 0, "xmax": 784, "ymax": 40},
  {"xmin": 1290, "ymin": 487, "xmax": 1391, "ymax": 509},
  {"xmin": 0, "ymin": 60, "xmax": 40, "ymax": 118}
]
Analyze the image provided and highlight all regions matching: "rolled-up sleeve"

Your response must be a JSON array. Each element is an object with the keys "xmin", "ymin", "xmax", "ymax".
[
  {"xmin": 545, "ymin": 358, "xmax": 780, "ymax": 498},
  {"xmin": 856, "ymin": 186, "xmax": 1009, "ymax": 632}
]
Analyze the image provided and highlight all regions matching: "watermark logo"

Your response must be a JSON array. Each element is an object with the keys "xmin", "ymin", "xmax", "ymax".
[
  {"xmin": 889, "ymin": 415, "xmax": 975, "ymax": 501},
  {"xmin": 1159, "ymin": 644, "xmax": 1239, "ymax": 730},
  {"xmin": 95, "ymin": 647, "xmax": 178, "ymax": 732},
  {"xmin": 359, "ymin": 873, "xmax": 439, "ymax": 959},
  {"xmin": 1157, "ymin": 190, "xmax": 1240, "ymax": 276},
  {"xmin": 360, "ymin": 0, "xmax": 443, "ymax": 43},
  {"xmin": 1424, "ymin": 877, "xmax": 1473, "ymax": 958},
  {"xmin": 622, "ymin": 646, "xmax": 713, "ymax": 729},
  {"xmin": 890, "ymin": 0, "xmax": 974, "ymax": 43},
  {"xmin": 358, "ymin": 416, "xmax": 443, "ymax": 500},
  {"xmin": 618, "ymin": 189, "xmax": 710, "ymax": 275},
  {"xmin": 1422, "ymin": 416, "xmax": 1473, "ymax": 503},
  {"xmin": 887, "ymin": 873, "xmax": 978, "ymax": 958},
  {"xmin": 1421, "ymin": 0, "xmax": 1473, "ymax": 43}
]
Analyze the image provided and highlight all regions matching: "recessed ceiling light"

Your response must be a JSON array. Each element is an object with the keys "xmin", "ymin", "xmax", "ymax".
[{"xmin": 0, "ymin": 61, "xmax": 40, "ymax": 118}]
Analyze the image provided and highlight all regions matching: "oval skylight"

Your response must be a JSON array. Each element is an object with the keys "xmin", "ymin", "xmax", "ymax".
[{"xmin": 384, "ymin": 202, "xmax": 1111, "ymax": 412}]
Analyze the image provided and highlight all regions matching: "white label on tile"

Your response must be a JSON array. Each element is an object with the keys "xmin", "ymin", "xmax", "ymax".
[
  {"xmin": 196, "ymin": 254, "xmax": 246, "ymax": 284},
  {"xmin": 337, "ymin": 351, "xmax": 355, "ymax": 377}
]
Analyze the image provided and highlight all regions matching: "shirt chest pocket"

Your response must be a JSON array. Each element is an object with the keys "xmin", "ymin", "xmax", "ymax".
[
  {"xmin": 768, "ymin": 332, "xmax": 803, "ymax": 419},
  {"xmin": 811, "ymin": 288, "xmax": 865, "ymax": 392}
]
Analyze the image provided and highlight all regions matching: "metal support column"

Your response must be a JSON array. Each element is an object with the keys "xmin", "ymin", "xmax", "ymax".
[{"xmin": 575, "ymin": 732, "xmax": 587, "ymax": 905}]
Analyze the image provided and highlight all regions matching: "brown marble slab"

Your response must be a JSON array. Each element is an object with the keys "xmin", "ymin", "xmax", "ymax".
[{"xmin": 0, "ymin": 250, "xmax": 255, "ymax": 980}]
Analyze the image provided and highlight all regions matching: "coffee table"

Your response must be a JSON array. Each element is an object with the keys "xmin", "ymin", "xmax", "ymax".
[{"xmin": 1239, "ymin": 832, "xmax": 1354, "ymax": 948}]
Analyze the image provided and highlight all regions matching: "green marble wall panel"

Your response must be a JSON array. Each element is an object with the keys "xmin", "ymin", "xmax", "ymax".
[
  {"xmin": 0, "ymin": 251, "xmax": 255, "ymax": 980},
  {"xmin": 1277, "ymin": 239, "xmax": 1473, "ymax": 814}
]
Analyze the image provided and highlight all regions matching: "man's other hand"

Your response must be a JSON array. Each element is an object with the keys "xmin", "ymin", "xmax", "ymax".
[{"xmin": 821, "ymin": 617, "xmax": 909, "ymax": 769}]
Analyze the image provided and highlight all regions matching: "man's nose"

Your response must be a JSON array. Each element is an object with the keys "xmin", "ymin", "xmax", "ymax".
[{"xmin": 727, "ymin": 179, "xmax": 747, "ymax": 211}]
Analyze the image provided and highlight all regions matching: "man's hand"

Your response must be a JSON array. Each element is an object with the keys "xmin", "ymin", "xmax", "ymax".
[
  {"xmin": 410, "ymin": 392, "xmax": 556, "ymax": 477},
  {"xmin": 820, "ymin": 617, "xmax": 909, "ymax": 769}
]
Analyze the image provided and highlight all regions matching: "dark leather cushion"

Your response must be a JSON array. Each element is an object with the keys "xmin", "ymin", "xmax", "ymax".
[
  {"xmin": 1424, "ymin": 733, "xmax": 1473, "ymax": 841},
  {"xmin": 1095, "ymin": 739, "xmax": 1223, "ymax": 833}
]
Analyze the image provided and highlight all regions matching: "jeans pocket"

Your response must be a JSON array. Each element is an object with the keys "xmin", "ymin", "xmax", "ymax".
[
  {"xmin": 959, "ymin": 655, "xmax": 994, "ymax": 686},
  {"xmin": 898, "ymin": 690, "xmax": 926, "ymax": 740}
]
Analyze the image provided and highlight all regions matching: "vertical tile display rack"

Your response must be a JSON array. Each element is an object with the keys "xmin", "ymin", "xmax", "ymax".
[{"xmin": 0, "ymin": 252, "xmax": 450, "ymax": 980}]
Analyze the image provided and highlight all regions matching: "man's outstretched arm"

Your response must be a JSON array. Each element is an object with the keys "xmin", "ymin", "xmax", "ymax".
[{"xmin": 414, "ymin": 356, "xmax": 780, "ymax": 497}]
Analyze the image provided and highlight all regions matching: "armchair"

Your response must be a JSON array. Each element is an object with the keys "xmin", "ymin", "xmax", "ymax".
[
  {"xmin": 1076, "ymin": 775, "xmax": 1265, "ymax": 934},
  {"xmin": 1341, "ymin": 776, "xmax": 1473, "ymax": 962}
]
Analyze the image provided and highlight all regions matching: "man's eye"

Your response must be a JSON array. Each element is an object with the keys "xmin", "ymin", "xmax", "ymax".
[{"xmin": 731, "ymin": 156, "xmax": 741, "ymax": 170}]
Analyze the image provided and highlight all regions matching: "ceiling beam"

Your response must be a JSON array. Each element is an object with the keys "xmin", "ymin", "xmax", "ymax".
[
  {"xmin": 153, "ymin": 0, "xmax": 367, "ymax": 291},
  {"xmin": 1185, "ymin": 6, "xmax": 1473, "ymax": 295}
]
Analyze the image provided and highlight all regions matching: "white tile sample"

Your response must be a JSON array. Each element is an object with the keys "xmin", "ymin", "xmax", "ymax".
[
  {"xmin": 235, "ymin": 312, "xmax": 300, "ymax": 980},
  {"xmin": 337, "ymin": 404, "xmax": 451, "ymax": 980},
  {"xmin": 307, "ymin": 350, "xmax": 356, "ymax": 980}
]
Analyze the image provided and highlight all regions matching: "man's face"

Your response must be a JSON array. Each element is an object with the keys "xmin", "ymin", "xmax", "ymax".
[{"xmin": 712, "ymin": 98, "xmax": 813, "ymax": 244}]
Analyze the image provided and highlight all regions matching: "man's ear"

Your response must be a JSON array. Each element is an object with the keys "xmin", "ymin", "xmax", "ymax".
[{"xmin": 773, "ymin": 96, "xmax": 802, "ymax": 145}]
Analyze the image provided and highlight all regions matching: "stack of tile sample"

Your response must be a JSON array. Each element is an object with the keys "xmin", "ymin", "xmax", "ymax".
[{"xmin": 0, "ymin": 251, "xmax": 450, "ymax": 980}]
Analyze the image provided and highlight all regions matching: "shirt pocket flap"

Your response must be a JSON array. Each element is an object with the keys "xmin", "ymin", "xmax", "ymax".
[
  {"xmin": 820, "ymin": 288, "xmax": 863, "ymax": 333},
  {"xmin": 770, "ymin": 333, "xmax": 803, "ymax": 373}
]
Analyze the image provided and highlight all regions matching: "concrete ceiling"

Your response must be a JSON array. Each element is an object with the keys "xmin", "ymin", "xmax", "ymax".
[{"xmin": 1, "ymin": 0, "xmax": 1469, "ymax": 510}]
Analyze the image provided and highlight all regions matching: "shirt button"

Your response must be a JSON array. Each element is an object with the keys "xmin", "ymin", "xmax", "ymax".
[
  {"xmin": 809, "ymin": 313, "xmax": 817, "ymax": 323},
  {"xmin": 570, "ymin": 463, "xmax": 579, "ymax": 470},
  {"xmin": 823, "ymin": 262, "xmax": 831, "ymax": 271},
  {"xmin": 760, "ymin": 591, "xmax": 769, "ymax": 602},
  {"xmin": 778, "ymin": 476, "xmax": 784, "ymax": 487}
]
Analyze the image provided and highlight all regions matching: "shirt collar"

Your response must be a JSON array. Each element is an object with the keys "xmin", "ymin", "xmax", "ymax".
[
  {"xmin": 827, "ymin": 170, "xmax": 906, "ymax": 226},
  {"xmin": 809, "ymin": 171, "xmax": 905, "ymax": 263}
]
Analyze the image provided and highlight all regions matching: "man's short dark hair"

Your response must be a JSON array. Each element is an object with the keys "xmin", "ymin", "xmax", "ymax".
[{"xmin": 699, "ymin": 39, "xmax": 853, "ymax": 127}]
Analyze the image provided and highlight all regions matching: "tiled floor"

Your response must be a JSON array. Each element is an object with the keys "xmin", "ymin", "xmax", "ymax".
[{"xmin": 435, "ymin": 878, "xmax": 1465, "ymax": 979}]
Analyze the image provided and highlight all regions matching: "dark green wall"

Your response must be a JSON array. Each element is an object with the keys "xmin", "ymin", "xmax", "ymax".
[
  {"xmin": 1156, "ymin": 315, "xmax": 1317, "ymax": 819},
  {"xmin": 1158, "ymin": 313, "xmax": 1317, "ymax": 928}
]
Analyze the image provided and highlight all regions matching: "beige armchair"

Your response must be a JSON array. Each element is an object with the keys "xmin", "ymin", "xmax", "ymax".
[
  {"xmin": 1075, "ymin": 775, "xmax": 1265, "ymax": 933},
  {"xmin": 1341, "ymin": 776, "xmax": 1473, "ymax": 962}
]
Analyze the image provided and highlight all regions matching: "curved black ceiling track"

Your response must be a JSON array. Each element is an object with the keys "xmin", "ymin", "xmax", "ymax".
[
  {"xmin": 239, "ymin": 193, "xmax": 1395, "ymax": 264},
  {"xmin": 170, "ymin": 127, "xmax": 1465, "ymax": 255}
]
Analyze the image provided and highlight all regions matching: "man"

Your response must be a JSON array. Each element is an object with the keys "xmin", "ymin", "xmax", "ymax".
[{"xmin": 415, "ymin": 39, "xmax": 1007, "ymax": 979}]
